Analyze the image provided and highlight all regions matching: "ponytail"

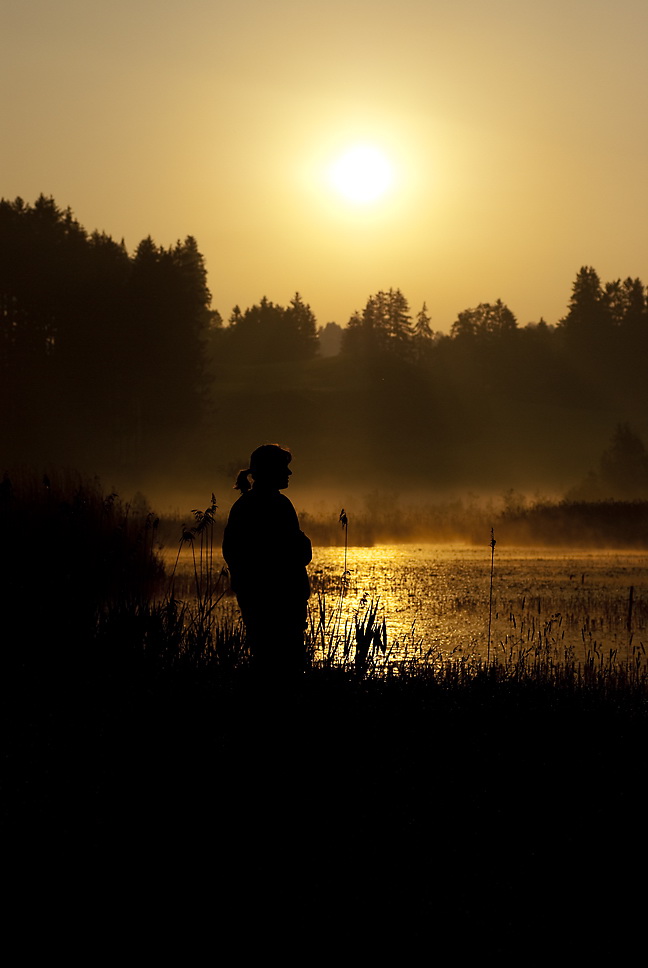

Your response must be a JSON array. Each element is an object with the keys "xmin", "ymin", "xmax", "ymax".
[{"xmin": 234, "ymin": 468, "xmax": 252, "ymax": 493}]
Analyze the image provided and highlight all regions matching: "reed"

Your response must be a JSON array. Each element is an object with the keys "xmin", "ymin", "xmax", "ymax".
[
  {"xmin": 487, "ymin": 526, "xmax": 496, "ymax": 661},
  {"xmin": 166, "ymin": 493, "xmax": 229, "ymax": 629},
  {"xmin": 307, "ymin": 590, "xmax": 391, "ymax": 675},
  {"xmin": 339, "ymin": 507, "xmax": 349, "ymax": 584}
]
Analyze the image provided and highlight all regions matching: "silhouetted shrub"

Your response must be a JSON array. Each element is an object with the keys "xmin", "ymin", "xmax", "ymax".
[{"xmin": 0, "ymin": 468, "xmax": 164, "ymax": 654}]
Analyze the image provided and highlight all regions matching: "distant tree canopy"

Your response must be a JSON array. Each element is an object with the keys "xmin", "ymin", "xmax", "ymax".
[
  {"xmin": 450, "ymin": 299, "xmax": 518, "ymax": 339},
  {"xmin": 342, "ymin": 288, "xmax": 436, "ymax": 360},
  {"xmin": 215, "ymin": 292, "xmax": 318, "ymax": 365}
]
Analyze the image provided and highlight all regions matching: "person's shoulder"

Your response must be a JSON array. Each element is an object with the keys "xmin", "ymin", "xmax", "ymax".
[
  {"xmin": 275, "ymin": 492, "xmax": 298, "ymax": 513},
  {"xmin": 276, "ymin": 494, "xmax": 301, "ymax": 526},
  {"xmin": 226, "ymin": 492, "xmax": 253, "ymax": 517}
]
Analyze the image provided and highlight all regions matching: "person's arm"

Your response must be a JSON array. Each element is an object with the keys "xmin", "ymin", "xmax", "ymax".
[
  {"xmin": 222, "ymin": 500, "xmax": 250, "ymax": 588},
  {"xmin": 280, "ymin": 496, "xmax": 312, "ymax": 565},
  {"xmin": 299, "ymin": 530, "xmax": 312, "ymax": 565}
]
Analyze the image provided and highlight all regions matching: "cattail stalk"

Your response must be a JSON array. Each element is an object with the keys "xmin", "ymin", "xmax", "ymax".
[{"xmin": 340, "ymin": 508, "xmax": 349, "ymax": 591}]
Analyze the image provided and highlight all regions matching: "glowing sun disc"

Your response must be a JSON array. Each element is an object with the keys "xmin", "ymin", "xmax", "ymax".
[{"xmin": 330, "ymin": 146, "xmax": 393, "ymax": 203}]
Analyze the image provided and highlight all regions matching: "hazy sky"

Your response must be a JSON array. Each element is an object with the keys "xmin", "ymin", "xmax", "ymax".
[{"xmin": 3, "ymin": 0, "xmax": 648, "ymax": 331}]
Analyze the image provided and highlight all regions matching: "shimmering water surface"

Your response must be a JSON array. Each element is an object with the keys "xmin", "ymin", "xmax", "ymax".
[
  {"xmin": 310, "ymin": 544, "xmax": 648, "ymax": 662},
  {"xmin": 168, "ymin": 544, "xmax": 648, "ymax": 664}
]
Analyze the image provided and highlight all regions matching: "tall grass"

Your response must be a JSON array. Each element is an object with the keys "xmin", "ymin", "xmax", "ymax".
[
  {"xmin": 167, "ymin": 494, "xmax": 229, "ymax": 622},
  {"xmin": 307, "ymin": 591, "xmax": 392, "ymax": 675},
  {"xmin": 108, "ymin": 491, "xmax": 248, "ymax": 676}
]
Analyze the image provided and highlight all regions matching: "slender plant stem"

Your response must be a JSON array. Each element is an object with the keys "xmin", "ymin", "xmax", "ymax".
[
  {"xmin": 488, "ymin": 527, "xmax": 496, "ymax": 663},
  {"xmin": 340, "ymin": 508, "xmax": 349, "ymax": 594}
]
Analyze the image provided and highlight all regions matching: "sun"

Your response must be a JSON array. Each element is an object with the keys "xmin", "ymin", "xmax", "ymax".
[{"xmin": 329, "ymin": 145, "xmax": 394, "ymax": 204}]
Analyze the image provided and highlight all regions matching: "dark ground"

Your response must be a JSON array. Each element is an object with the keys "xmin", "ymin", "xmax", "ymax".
[{"xmin": 4, "ymin": 648, "xmax": 647, "ymax": 960}]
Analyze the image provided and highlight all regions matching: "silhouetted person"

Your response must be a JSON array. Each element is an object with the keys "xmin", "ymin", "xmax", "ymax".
[{"xmin": 222, "ymin": 444, "xmax": 312, "ymax": 680}]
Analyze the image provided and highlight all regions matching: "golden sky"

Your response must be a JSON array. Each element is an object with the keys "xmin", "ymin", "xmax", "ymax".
[{"xmin": 3, "ymin": 0, "xmax": 648, "ymax": 331}]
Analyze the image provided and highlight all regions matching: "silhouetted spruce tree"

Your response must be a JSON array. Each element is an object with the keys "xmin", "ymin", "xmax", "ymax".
[
  {"xmin": 285, "ymin": 292, "xmax": 319, "ymax": 359},
  {"xmin": 0, "ymin": 195, "xmax": 94, "ymax": 454},
  {"xmin": 558, "ymin": 266, "xmax": 612, "ymax": 343},
  {"xmin": 411, "ymin": 303, "xmax": 434, "ymax": 363},
  {"xmin": 58, "ymin": 230, "xmax": 131, "ymax": 431},
  {"xmin": 599, "ymin": 277, "xmax": 646, "ymax": 394},
  {"xmin": 124, "ymin": 235, "xmax": 212, "ymax": 438},
  {"xmin": 0, "ymin": 196, "xmax": 86, "ymax": 364},
  {"xmin": 557, "ymin": 267, "xmax": 641, "ymax": 409},
  {"xmin": 616, "ymin": 277, "xmax": 647, "ymax": 334},
  {"xmin": 382, "ymin": 288, "xmax": 413, "ymax": 348},
  {"xmin": 413, "ymin": 302, "xmax": 433, "ymax": 340},
  {"xmin": 342, "ymin": 288, "xmax": 413, "ymax": 358},
  {"xmin": 615, "ymin": 277, "xmax": 648, "ymax": 412},
  {"xmin": 603, "ymin": 279, "xmax": 628, "ymax": 327},
  {"xmin": 341, "ymin": 308, "xmax": 372, "ymax": 356}
]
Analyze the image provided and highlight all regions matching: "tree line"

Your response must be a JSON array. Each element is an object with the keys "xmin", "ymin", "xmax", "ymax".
[
  {"xmin": 1, "ymin": 196, "xmax": 212, "ymax": 466},
  {"xmin": 2, "ymin": 195, "xmax": 647, "ymax": 494}
]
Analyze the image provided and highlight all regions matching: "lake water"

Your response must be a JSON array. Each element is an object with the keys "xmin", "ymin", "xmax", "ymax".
[
  {"xmin": 166, "ymin": 544, "xmax": 648, "ymax": 666},
  {"xmin": 309, "ymin": 544, "xmax": 648, "ymax": 664}
]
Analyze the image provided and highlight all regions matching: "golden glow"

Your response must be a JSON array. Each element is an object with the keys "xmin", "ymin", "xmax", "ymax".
[
  {"xmin": 5, "ymin": 2, "xmax": 648, "ymax": 330},
  {"xmin": 329, "ymin": 145, "xmax": 394, "ymax": 204}
]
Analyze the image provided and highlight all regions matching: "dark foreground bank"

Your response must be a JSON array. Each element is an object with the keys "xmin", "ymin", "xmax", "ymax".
[{"xmin": 4, "ymin": 644, "xmax": 647, "ymax": 960}]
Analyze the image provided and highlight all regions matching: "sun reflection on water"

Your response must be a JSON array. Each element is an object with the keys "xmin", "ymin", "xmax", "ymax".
[{"xmin": 309, "ymin": 544, "xmax": 648, "ymax": 664}]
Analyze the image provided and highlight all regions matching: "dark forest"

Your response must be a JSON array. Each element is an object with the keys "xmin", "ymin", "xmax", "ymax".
[{"xmin": 3, "ymin": 195, "xmax": 648, "ymax": 506}]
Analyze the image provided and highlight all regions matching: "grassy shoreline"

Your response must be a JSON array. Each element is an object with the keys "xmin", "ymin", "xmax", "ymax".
[{"xmin": 7, "ymin": 638, "xmax": 647, "ymax": 954}]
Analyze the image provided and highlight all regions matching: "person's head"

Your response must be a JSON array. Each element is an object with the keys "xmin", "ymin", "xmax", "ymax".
[{"xmin": 234, "ymin": 443, "xmax": 292, "ymax": 492}]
